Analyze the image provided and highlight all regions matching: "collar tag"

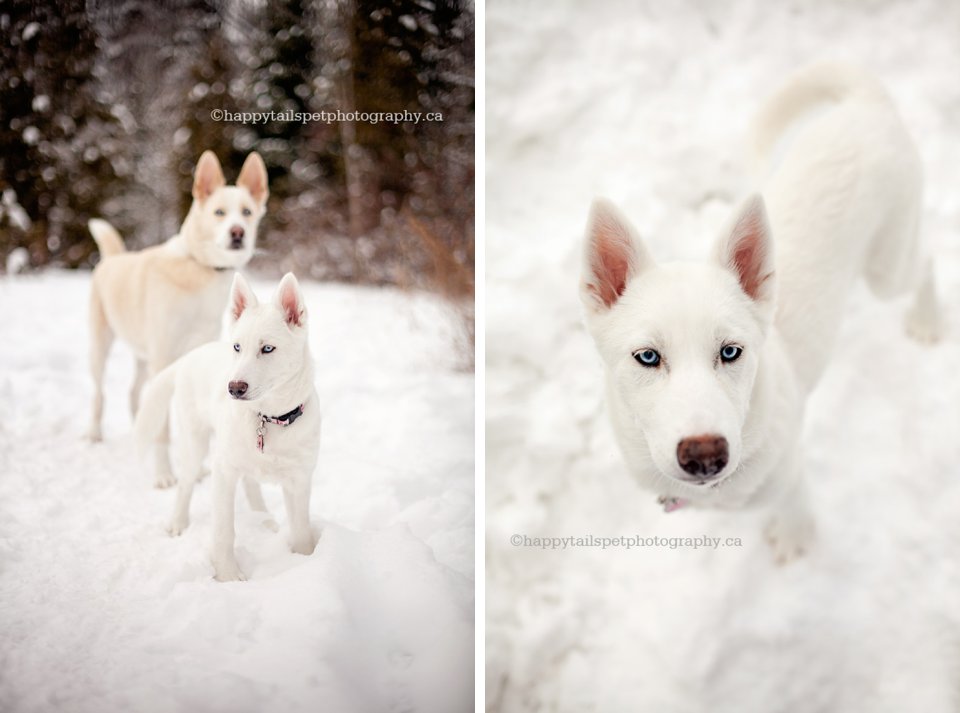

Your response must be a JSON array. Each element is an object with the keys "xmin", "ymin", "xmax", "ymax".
[{"xmin": 255, "ymin": 404, "xmax": 304, "ymax": 453}]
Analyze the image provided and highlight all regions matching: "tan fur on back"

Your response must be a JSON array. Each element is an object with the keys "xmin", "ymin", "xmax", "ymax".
[{"xmin": 91, "ymin": 243, "xmax": 230, "ymax": 363}]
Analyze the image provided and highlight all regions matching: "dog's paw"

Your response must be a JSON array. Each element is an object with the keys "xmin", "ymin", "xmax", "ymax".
[
  {"xmin": 154, "ymin": 471, "xmax": 176, "ymax": 489},
  {"xmin": 904, "ymin": 310, "xmax": 942, "ymax": 344},
  {"xmin": 167, "ymin": 517, "xmax": 188, "ymax": 537},
  {"xmin": 262, "ymin": 518, "xmax": 279, "ymax": 533},
  {"xmin": 88, "ymin": 427, "xmax": 103, "ymax": 443},
  {"xmin": 213, "ymin": 559, "xmax": 246, "ymax": 582},
  {"xmin": 290, "ymin": 535, "xmax": 316, "ymax": 556},
  {"xmin": 764, "ymin": 514, "xmax": 814, "ymax": 565}
]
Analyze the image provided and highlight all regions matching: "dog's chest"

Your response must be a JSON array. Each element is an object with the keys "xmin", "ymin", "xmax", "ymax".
[
  {"xmin": 192, "ymin": 271, "xmax": 233, "ymax": 327},
  {"xmin": 220, "ymin": 409, "xmax": 321, "ymax": 485},
  {"xmin": 155, "ymin": 268, "xmax": 233, "ymax": 354}
]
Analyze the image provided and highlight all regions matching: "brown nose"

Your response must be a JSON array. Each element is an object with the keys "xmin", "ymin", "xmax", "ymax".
[
  {"xmin": 677, "ymin": 435, "xmax": 728, "ymax": 479},
  {"xmin": 228, "ymin": 380, "xmax": 248, "ymax": 398}
]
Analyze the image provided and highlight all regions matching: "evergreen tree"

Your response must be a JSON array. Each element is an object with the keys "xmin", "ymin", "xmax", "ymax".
[
  {"xmin": 0, "ymin": 0, "xmax": 134, "ymax": 269},
  {"xmin": 248, "ymin": 0, "xmax": 318, "ymax": 189},
  {"xmin": 340, "ymin": 0, "xmax": 475, "ymax": 285},
  {"xmin": 172, "ymin": 2, "xmax": 245, "ymax": 219}
]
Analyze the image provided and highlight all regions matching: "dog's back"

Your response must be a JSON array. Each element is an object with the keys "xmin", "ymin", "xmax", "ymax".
[
  {"xmin": 752, "ymin": 63, "xmax": 929, "ymax": 390},
  {"xmin": 91, "ymin": 234, "xmax": 228, "ymax": 360}
]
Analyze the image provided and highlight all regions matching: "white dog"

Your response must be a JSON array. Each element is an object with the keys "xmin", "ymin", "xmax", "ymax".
[
  {"xmin": 88, "ymin": 151, "xmax": 268, "ymax": 489},
  {"xmin": 136, "ymin": 273, "xmax": 321, "ymax": 581},
  {"xmin": 580, "ymin": 63, "xmax": 941, "ymax": 562}
]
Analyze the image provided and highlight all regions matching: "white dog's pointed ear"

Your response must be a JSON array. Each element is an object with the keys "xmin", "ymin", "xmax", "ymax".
[
  {"xmin": 581, "ymin": 198, "xmax": 652, "ymax": 311},
  {"xmin": 228, "ymin": 273, "xmax": 258, "ymax": 322},
  {"xmin": 237, "ymin": 152, "xmax": 269, "ymax": 206},
  {"xmin": 274, "ymin": 272, "xmax": 306, "ymax": 328},
  {"xmin": 193, "ymin": 151, "xmax": 227, "ymax": 203},
  {"xmin": 714, "ymin": 194, "xmax": 775, "ymax": 303}
]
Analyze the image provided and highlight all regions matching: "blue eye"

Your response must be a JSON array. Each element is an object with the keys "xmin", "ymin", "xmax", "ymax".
[
  {"xmin": 233, "ymin": 343, "xmax": 240, "ymax": 352},
  {"xmin": 720, "ymin": 345, "xmax": 743, "ymax": 362},
  {"xmin": 261, "ymin": 345, "xmax": 274, "ymax": 354},
  {"xmin": 215, "ymin": 208, "xmax": 225, "ymax": 216},
  {"xmin": 634, "ymin": 349, "xmax": 661, "ymax": 367},
  {"xmin": 242, "ymin": 208, "xmax": 252, "ymax": 216}
]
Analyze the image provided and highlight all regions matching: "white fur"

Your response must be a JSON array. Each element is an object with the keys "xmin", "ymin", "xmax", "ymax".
[
  {"xmin": 581, "ymin": 63, "xmax": 941, "ymax": 563},
  {"xmin": 136, "ymin": 273, "xmax": 321, "ymax": 582}
]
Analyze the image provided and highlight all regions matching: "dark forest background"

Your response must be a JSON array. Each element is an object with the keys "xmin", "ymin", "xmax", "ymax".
[{"xmin": 0, "ymin": 0, "xmax": 474, "ymax": 302}]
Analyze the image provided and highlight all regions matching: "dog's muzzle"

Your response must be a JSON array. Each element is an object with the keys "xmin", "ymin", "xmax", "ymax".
[{"xmin": 228, "ymin": 380, "xmax": 248, "ymax": 399}]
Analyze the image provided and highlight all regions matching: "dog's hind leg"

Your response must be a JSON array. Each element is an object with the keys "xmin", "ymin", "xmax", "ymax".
[
  {"xmin": 88, "ymin": 286, "xmax": 113, "ymax": 442},
  {"xmin": 168, "ymin": 469, "xmax": 198, "ymax": 537},
  {"xmin": 904, "ymin": 259, "xmax": 943, "ymax": 343},
  {"xmin": 168, "ymin": 423, "xmax": 208, "ymax": 536},
  {"xmin": 862, "ymin": 184, "xmax": 942, "ymax": 342},
  {"xmin": 242, "ymin": 477, "xmax": 278, "ymax": 531},
  {"xmin": 129, "ymin": 358, "xmax": 147, "ymax": 418}
]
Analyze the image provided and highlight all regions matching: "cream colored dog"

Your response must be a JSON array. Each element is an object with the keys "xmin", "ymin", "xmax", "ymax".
[{"xmin": 88, "ymin": 151, "xmax": 269, "ymax": 489}]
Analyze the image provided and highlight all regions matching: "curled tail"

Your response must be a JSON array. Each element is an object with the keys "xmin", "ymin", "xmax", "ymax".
[
  {"xmin": 750, "ymin": 62, "xmax": 892, "ymax": 176},
  {"xmin": 88, "ymin": 219, "xmax": 126, "ymax": 258},
  {"xmin": 134, "ymin": 365, "xmax": 177, "ymax": 457}
]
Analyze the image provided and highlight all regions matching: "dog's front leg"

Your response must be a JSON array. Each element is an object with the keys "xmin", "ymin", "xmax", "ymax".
[
  {"xmin": 283, "ymin": 479, "xmax": 315, "ymax": 556},
  {"xmin": 211, "ymin": 468, "xmax": 245, "ymax": 581},
  {"xmin": 242, "ymin": 476, "xmax": 278, "ymax": 532},
  {"xmin": 129, "ymin": 358, "xmax": 147, "ymax": 417},
  {"xmin": 763, "ymin": 454, "xmax": 815, "ymax": 564}
]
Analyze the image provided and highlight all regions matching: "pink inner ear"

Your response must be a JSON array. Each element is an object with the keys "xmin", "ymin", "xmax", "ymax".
[
  {"xmin": 730, "ymin": 214, "xmax": 772, "ymax": 300},
  {"xmin": 232, "ymin": 291, "xmax": 246, "ymax": 320},
  {"xmin": 239, "ymin": 157, "xmax": 268, "ymax": 204},
  {"xmin": 733, "ymin": 240, "xmax": 764, "ymax": 300},
  {"xmin": 280, "ymin": 289, "xmax": 303, "ymax": 327},
  {"xmin": 589, "ymin": 226, "xmax": 632, "ymax": 308},
  {"xmin": 246, "ymin": 176, "xmax": 266, "ymax": 204}
]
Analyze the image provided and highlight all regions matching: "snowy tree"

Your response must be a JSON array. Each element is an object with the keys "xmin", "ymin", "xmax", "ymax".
[
  {"xmin": 0, "ymin": 0, "xmax": 475, "ymax": 290},
  {"xmin": 0, "ymin": 0, "xmax": 134, "ymax": 269},
  {"xmin": 302, "ymin": 0, "xmax": 475, "ymax": 286},
  {"xmin": 247, "ymin": 0, "xmax": 319, "ymax": 188},
  {"xmin": 171, "ymin": 1, "xmax": 246, "ymax": 219}
]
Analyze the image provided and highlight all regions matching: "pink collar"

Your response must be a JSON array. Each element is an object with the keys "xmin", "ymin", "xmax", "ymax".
[{"xmin": 657, "ymin": 495, "xmax": 689, "ymax": 513}]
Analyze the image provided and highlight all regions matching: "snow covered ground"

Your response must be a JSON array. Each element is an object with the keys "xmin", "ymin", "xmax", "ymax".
[
  {"xmin": 0, "ymin": 272, "xmax": 474, "ymax": 713},
  {"xmin": 486, "ymin": 1, "xmax": 960, "ymax": 711}
]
